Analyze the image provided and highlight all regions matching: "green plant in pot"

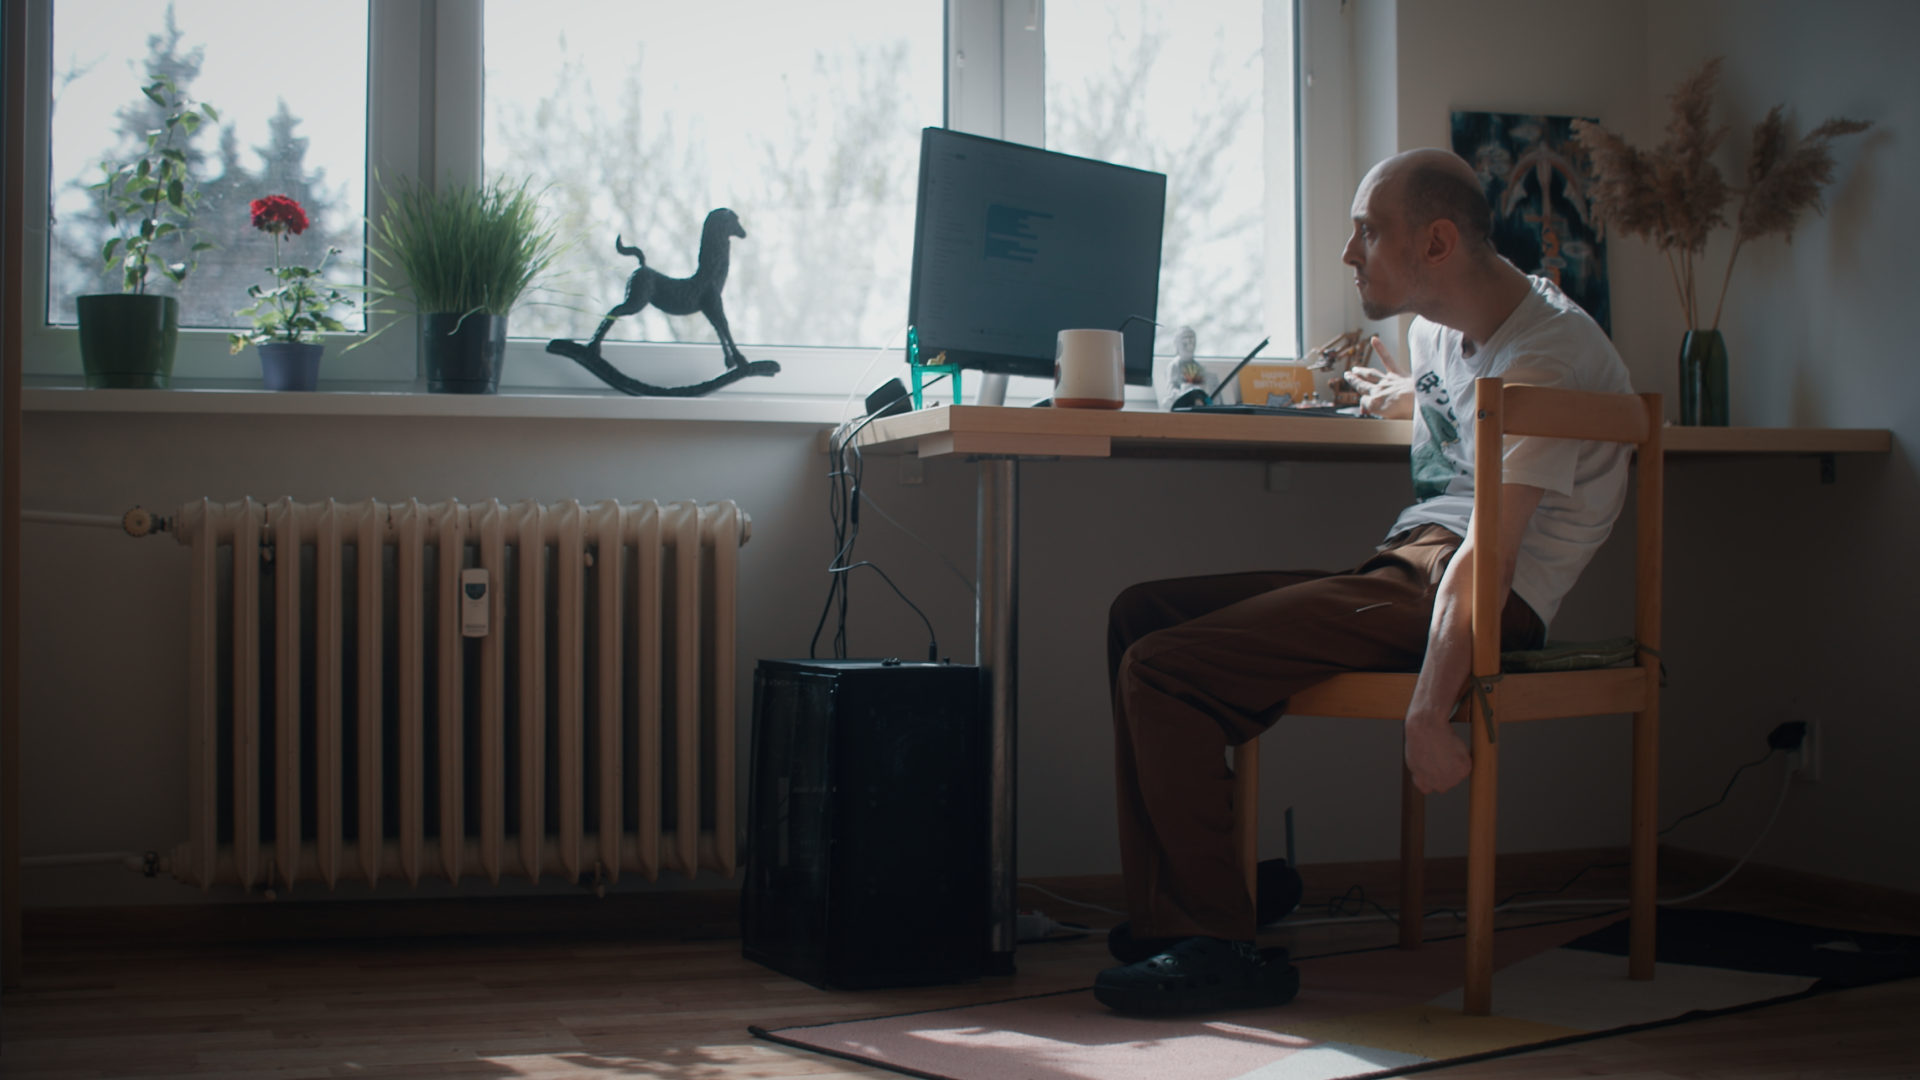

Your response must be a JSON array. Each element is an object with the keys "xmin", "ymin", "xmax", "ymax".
[
  {"xmin": 228, "ymin": 195, "xmax": 357, "ymax": 392},
  {"xmin": 373, "ymin": 176, "xmax": 559, "ymax": 394},
  {"xmin": 78, "ymin": 76, "xmax": 218, "ymax": 389}
]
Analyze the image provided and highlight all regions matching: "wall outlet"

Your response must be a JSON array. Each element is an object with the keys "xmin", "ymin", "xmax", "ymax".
[{"xmin": 1790, "ymin": 716, "xmax": 1821, "ymax": 782}]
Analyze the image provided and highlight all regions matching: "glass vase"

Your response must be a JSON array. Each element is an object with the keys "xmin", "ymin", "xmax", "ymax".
[{"xmin": 1678, "ymin": 329, "xmax": 1729, "ymax": 427}]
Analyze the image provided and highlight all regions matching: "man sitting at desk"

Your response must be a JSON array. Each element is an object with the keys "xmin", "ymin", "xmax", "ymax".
[{"xmin": 1094, "ymin": 149, "xmax": 1633, "ymax": 1015}]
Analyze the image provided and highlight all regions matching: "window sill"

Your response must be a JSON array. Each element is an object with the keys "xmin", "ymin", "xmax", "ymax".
[{"xmin": 22, "ymin": 385, "xmax": 862, "ymax": 425}]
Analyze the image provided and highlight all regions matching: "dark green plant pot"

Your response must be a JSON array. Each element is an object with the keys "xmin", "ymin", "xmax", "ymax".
[
  {"xmin": 1678, "ymin": 329, "xmax": 1729, "ymax": 427},
  {"xmin": 421, "ymin": 313, "xmax": 507, "ymax": 394},
  {"xmin": 76, "ymin": 294, "xmax": 179, "ymax": 389}
]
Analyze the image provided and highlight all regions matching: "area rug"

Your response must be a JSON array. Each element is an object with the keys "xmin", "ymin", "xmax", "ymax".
[{"xmin": 751, "ymin": 909, "xmax": 1920, "ymax": 1080}]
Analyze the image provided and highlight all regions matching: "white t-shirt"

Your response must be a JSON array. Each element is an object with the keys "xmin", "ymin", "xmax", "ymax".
[{"xmin": 1386, "ymin": 275, "xmax": 1633, "ymax": 630}]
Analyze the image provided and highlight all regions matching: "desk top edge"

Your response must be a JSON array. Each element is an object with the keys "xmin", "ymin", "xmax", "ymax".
[{"xmin": 852, "ymin": 405, "xmax": 1891, "ymax": 458}]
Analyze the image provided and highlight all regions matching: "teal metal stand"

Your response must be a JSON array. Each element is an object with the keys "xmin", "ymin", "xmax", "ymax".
[{"xmin": 906, "ymin": 326, "xmax": 963, "ymax": 408}]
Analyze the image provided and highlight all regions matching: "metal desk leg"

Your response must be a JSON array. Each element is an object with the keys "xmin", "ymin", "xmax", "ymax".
[{"xmin": 978, "ymin": 458, "xmax": 1018, "ymax": 975}]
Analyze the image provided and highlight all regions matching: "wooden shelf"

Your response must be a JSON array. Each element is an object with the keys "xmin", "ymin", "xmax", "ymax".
[{"xmin": 853, "ymin": 405, "xmax": 1892, "ymax": 461}]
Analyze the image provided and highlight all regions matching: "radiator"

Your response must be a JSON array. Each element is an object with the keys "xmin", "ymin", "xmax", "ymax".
[{"xmin": 167, "ymin": 497, "xmax": 749, "ymax": 893}]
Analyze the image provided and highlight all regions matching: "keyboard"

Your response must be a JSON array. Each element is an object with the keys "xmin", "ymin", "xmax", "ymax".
[{"xmin": 1172, "ymin": 403, "xmax": 1372, "ymax": 419}]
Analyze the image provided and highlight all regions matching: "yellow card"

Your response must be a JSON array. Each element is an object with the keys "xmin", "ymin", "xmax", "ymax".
[{"xmin": 1238, "ymin": 363, "xmax": 1315, "ymax": 406}]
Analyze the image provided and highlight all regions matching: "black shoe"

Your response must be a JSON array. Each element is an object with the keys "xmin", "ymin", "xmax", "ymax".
[
  {"xmin": 1093, "ymin": 936, "xmax": 1300, "ymax": 1016},
  {"xmin": 1106, "ymin": 921, "xmax": 1185, "ymax": 965}
]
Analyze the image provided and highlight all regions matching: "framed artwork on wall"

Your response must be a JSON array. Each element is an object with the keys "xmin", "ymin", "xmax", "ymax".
[{"xmin": 1451, "ymin": 111, "xmax": 1611, "ymax": 336}]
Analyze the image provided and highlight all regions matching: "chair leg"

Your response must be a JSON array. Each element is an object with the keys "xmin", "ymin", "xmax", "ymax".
[
  {"xmin": 1399, "ymin": 761, "xmax": 1425, "ymax": 951},
  {"xmin": 1630, "ymin": 697, "xmax": 1660, "ymax": 980},
  {"xmin": 1233, "ymin": 737, "xmax": 1260, "ymax": 905},
  {"xmin": 1463, "ymin": 713, "xmax": 1499, "ymax": 1016}
]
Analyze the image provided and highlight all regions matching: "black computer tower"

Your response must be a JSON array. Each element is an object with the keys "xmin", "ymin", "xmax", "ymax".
[{"xmin": 742, "ymin": 659, "xmax": 985, "ymax": 990}]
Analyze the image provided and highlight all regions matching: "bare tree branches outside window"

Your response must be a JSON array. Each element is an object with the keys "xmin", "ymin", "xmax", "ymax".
[
  {"xmin": 1047, "ymin": 0, "xmax": 1266, "ymax": 355},
  {"xmin": 47, "ymin": 2, "xmax": 367, "ymax": 329},
  {"xmin": 484, "ymin": 2, "xmax": 940, "ymax": 352}
]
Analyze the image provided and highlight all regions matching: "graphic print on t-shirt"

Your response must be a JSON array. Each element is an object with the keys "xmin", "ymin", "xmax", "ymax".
[{"xmin": 1411, "ymin": 370, "xmax": 1464, "ymax": 502}]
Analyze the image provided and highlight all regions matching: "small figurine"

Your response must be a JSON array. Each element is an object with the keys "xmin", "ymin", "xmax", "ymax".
[
  {"xmin": 546, "ymin": 208, "xmax": 780, "ymax": 397},
  {"xmin": 1313, "ymin": 329, "xmax": 1376, "ymax": 408},
  {"xmin": 1156, "ymin": 324, "xmax": 1217, "ymax": 410}
]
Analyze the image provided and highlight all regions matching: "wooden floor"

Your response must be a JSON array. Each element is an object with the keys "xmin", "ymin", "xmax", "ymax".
[{"xmin": 5, "ymin": 851, "xmax": 1917, "ymax": 1079}]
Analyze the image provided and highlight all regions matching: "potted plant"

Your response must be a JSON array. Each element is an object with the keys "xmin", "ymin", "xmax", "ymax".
[
  {"xmin": 227, "ymin": 195, "xmax": 356, "ymax": 391},
  {"xmin": 1572, "ymin": 59, "xmax": 1869, "ymax": 426},
  {"xmin": 78, "ymin": 76, "xmax": 218, "ymax": 389},
  {"xmin": 373, "ymin": 176, "xmax": 559, "ymax": 394}
]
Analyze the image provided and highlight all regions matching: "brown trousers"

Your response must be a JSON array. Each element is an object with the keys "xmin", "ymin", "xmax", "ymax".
[{"xmin": 1106, "ymin": 524, "xmax": 1545, "ymax": 941}]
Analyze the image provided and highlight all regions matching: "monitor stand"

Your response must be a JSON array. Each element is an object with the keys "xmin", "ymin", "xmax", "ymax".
[{"xmin": 976, "ymin": 372, "xmax": 1009, "ymax": 407}]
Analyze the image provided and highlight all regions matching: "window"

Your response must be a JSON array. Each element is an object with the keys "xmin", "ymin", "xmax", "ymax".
[
  {"xmin": 23, "ymin": 0, "xmax": 1302, "ymax": 393},
  {"xmin": 484, "ymin": 1, "xmax": 944, "ymax": 354},
  {"xmin": 1046, "ymin": 0, "xmax": 1273, "ymax": 355},
  {"xmin": 46, "ymin": 1, "xmax": 368, "ymax": 329}
]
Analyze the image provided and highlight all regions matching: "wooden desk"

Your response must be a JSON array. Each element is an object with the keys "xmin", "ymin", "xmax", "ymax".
[
  {"xmin": 847, "ymin": 405, "xmax": 1893, "ymax": 971},
  {"xmin": 854, "ymin": 404, "xmax": 1892, "ymax": 461}
]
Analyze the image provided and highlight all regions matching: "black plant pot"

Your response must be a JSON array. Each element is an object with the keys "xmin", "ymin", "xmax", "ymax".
[
  {"xmin": 421, "ymin": 313, "xmax": 507, "ymax": 394},
  {"xmin": 76, "ymin": 294, "xmax": 179, "ymax": 389}
]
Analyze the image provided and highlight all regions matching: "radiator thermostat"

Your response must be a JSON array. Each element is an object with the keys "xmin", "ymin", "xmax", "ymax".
[{"xmin": 461, "ymin": 569, "xmax": 490, "ymax": 637}]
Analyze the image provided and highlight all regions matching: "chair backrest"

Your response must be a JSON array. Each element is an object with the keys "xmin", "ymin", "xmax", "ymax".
[{"xmin": 1469, "ymin": 378, "xmax": 1663, "ymax": 685}]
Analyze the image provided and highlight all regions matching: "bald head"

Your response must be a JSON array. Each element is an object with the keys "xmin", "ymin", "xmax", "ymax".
[
  {"xmin": 1370, "ymin": 149, "xmax": 1494, "ymax": 253},
  {"xmin": 1346, "ymin": 150, "xmax": 1531, "ymax": 337}
]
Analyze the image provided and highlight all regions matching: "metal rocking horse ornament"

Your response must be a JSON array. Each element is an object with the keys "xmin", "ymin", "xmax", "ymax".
[{"xmin": 546, "ymin": 207, "xmax": 781, "ymax": 395}]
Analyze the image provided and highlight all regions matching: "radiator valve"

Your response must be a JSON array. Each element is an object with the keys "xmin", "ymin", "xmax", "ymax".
[{"xmin": 122, "ymin": 506, "xmax": 172, "ymax": 538}]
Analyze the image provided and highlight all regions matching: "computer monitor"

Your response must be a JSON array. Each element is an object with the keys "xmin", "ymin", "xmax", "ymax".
[{"xmin": 907, "ymin": 128, "xmax": 1167, "ymax": 386}]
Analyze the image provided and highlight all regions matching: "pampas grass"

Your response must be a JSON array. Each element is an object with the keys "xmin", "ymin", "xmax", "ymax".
[{"xmin": 1572, "ymin": 59, "xmax": 1870, "ymax": 330}]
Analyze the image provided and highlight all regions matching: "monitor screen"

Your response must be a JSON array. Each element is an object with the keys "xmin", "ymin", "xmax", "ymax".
[{"xmin": 907, "ymin": 128, "xmax": 1166, "ymax": 386}]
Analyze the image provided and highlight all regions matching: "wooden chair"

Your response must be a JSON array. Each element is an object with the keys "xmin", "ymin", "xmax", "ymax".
[{"xmin": 1231, "ymin": 377, "xmax": 1663, "ymax": 1016}]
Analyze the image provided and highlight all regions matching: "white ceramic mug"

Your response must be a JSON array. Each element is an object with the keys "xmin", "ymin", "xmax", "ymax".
[{"xmin": 1053, "ymin": 329, "xmax": 1125, "ymax": 409}]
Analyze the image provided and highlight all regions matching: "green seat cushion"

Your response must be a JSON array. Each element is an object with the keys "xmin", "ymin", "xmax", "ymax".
[{"xmin": 1501, "ymin": 636, "xmax": 1638, "ymax": 673}]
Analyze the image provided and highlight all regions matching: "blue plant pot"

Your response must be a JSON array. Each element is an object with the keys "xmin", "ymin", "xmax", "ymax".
[{"xmin": 258, "ymin": 342, "xmax": 324, "ymax": 392}]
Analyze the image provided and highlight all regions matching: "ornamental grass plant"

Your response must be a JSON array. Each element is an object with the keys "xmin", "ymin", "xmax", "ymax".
[
  {"xmin": 372, "ymin": 175, "xmax": 560, "ymax": 320},
  {"xmin": 1571, "ymin": 58, "xmax": 1870, "ymax": 331}
]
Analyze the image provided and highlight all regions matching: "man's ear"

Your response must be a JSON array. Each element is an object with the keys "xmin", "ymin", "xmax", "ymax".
[{"xmin": 1422, "ymin": 218, "xmax": 1461, "ymax": 266}]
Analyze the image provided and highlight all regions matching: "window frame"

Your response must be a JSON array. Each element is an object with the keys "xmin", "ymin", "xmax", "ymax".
[
  {"xmin": 22, "ymin": 0, "xmax": 417, "ymax": 389},
  {"xmin": 21, "ymin": 0, "xmax": 1317, "ymax": 397}
]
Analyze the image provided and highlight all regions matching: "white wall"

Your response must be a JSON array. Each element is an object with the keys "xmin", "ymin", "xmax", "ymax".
[
  {"xmin": 1637, "ymin": 0, "xmax": 1920, "ymax": 891},
  {"xmin": 19, "ymin": 0, "xmax": 1916, "ymax": 910}
]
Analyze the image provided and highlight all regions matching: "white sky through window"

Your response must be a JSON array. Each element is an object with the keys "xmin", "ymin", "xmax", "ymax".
[
  {"xmin": 48, "ymin": 0, "xmax": 369, "ymax": 326},
  {"xmin": 485, "ymin": 0, "xmax": 943, "ymax": 350},
  {"xmin": 1047, "ymin": 0, "xmax": 1267, "ymax": 357}
]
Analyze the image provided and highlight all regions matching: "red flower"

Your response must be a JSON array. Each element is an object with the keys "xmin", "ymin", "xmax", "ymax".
[{"xmin": 250, "ymin": 195, "xmax": 309, "ymax": 236}]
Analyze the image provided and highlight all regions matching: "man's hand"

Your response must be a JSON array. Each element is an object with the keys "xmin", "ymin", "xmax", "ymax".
[
  {"xmin": 1405, "ymin": 717, "xmax": 1472, "ymax": 794},
  {"xmin": 1347, "ymin": 336, "xmax": 1414, "ymax": 418},
  {"xmin": 1347, "ymin": 366, "xmax": 1415, "ymax": 418}
]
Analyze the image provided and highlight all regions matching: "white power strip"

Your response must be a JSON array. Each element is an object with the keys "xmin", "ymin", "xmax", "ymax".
[{"xmin": 1017, "ymin": 909, "xmax": 1091, "ymax": 941}]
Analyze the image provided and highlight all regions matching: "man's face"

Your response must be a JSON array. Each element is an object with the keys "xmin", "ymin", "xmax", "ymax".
[{"xmin": 1342, "ymin": 170, "xmax": 1420, "ymax": 321}]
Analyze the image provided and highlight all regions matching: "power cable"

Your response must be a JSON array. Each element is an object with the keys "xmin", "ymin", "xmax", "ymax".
[
  {"xmin": 1660, "ymin": 747, "xmax": 1775, "ymax": 836},
  {"xmin": 809, "ymin": 405, "xmax": 941, "ymax": 662}
]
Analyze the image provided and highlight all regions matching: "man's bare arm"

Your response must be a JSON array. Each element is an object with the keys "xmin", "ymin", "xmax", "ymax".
[{"xmin": 1403, "ymin": 483, "xmax": 1545, "ymax": 794}]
